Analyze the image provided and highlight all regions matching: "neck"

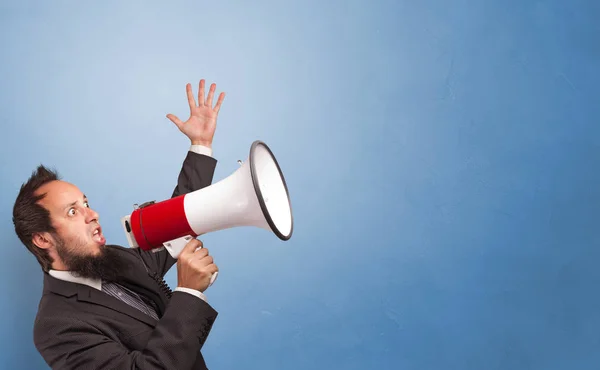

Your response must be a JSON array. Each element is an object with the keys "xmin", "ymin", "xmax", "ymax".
[{"xmin": 50, "ymin": 259, "xmax": 68, "ymax": 271}]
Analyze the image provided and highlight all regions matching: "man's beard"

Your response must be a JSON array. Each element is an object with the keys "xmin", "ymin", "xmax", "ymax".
[{"xmin": 54, "ymin": 233, "xmax": 130, "ymax": 282}]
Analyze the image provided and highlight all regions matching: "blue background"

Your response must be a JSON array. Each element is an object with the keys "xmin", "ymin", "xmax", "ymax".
[{"xmin": 1, "ymin": 1, "xmax": 599, "ymax": 369}]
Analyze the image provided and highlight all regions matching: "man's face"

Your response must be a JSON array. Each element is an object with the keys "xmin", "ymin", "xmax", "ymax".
[
  {"xmin": 37, "ymin": 180, "xmax": 106, "ymax": 256},
  {"xmin": 35, "ymin": 180, "xmax": 127, "ymax": 280}
]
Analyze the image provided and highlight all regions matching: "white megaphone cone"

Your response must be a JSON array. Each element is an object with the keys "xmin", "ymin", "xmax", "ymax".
[{"xmin": 120, "ymin": 140, "xmax": 293, "ymax": 286}]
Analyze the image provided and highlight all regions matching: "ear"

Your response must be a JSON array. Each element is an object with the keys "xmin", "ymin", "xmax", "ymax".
[{"xmin": 32, "ymin": 232, "xmax": 54, "ymax": 250}]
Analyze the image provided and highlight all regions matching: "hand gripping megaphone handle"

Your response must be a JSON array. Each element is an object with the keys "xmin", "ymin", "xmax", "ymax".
[{"xmin": 162, "ymin": 235, "xmax": 218, "ymax": 287}]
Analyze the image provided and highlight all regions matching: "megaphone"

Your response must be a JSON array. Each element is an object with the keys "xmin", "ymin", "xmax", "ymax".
[{"xmin": 119, "ymin": 140, "xmax": 293, "ymax": 285}]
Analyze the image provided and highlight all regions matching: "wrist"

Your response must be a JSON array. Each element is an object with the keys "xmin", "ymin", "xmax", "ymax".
[
  {"xmin": 175, "ymin": 286, "xmax": 208, "ymax": 302},
  {"xmin": 191, "ymin": 140, "xmax": 211, "ymax": 148}
]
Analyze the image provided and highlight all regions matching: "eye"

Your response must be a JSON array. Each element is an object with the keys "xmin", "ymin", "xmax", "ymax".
[
  {"xmin": 68, "ymin": 208, "xmax": 76, "ymax": 216},
  {"xmin": 84, "ymin": 201, "xmax": 90, "ymax": 208}
]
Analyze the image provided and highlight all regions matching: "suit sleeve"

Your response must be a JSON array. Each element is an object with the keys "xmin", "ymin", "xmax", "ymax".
[
  {"xmin": 135, "ymin": 151, "xmax": 217, "ymax": 277},
  {"xmin": 34, "ymin": 292, "xmax": 217, "ymax": 370}
]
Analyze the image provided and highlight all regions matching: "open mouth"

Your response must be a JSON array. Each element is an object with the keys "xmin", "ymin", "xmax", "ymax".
[{"xmin": 92, "ymin": 226, "xmax": 106, "ymax": 244}]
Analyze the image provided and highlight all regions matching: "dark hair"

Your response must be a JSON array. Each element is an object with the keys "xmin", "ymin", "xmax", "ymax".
[{"xmin": 13, "ymin": 165, "xmax": 61, "ymax": 272}]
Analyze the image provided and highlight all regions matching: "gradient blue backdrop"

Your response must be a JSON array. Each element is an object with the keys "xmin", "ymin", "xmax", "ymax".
[{"xmin": 1, "ymin": 1, "xmax": 599, "ymax": 369}]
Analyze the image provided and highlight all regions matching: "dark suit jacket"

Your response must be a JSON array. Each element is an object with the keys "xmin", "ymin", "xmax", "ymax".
[{"xmin": 33, "ymin": 151, "xmax": 219, "ymax": 370}]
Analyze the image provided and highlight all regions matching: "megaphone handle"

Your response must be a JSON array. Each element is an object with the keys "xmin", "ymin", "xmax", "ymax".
[{"xmin": 209, "ymin": 271, "xmax": 218, "ymax": 286}]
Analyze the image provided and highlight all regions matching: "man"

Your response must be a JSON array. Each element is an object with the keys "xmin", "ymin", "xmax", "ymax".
[{"xmin": 12, "ymin": 79, "xmax": 226, "ymax": 369}]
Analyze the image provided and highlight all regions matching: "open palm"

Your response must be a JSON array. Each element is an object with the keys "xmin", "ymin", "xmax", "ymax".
[{"xmin": 167, "ymin": 79, "xmax": 226, "ymax": 147}]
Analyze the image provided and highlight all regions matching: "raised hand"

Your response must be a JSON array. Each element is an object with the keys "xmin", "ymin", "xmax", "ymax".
[{"xmin": 166, "ymin": 79, "xmax": 226, "ymax": 148}]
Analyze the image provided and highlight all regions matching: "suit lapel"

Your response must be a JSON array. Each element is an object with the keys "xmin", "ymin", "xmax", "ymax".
[
  {"xmin": 118, "ymin": 272, "xmax": 168, "ymax": 317},
  {"xmin": 43, "ymin": 272, "xmax": 158, "ymax": 327},
  {"xmin": 115, "ymin": 250, "xmax": 170, "ymax": 317},
  {"xmin": 75, "ymin": 283, "xmax": 158, "ymax": 326}
]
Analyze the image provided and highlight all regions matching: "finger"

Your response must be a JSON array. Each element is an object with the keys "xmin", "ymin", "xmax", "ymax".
[
  {"xmin": 214, "ymin": 92, "xmax": 226, "ymax": 113},
  {"xmin": 206, "ymin": 83, "xmax": 216, "ymax": 108},
  {"xmin": 166, "ymin": 114, "xmax": 184, "ymax": 130},
  {"xmin": 186, "ymin": 83, "xmax": 196, "ymax": 112},
  {"xmin": 192, "ymin": 247, "xmax": 209, "ymax": 260},
  {"xmin": 198, "ymin": 79, "xmax": 205, "ymax": 106},
  {"xmin": 198, "ymin": 263, "xmax": 218, "ymax": 275},
  {"xmin": 206, "ymin": 263, "xmax": 219, "ymax": 274},
  {"xmin": 180, "ymin": 238, "xmax": 203, "ymax": 256},
  {"xmin": 199, "ymin": 254, "xmax": 213, "ymax": 265}
]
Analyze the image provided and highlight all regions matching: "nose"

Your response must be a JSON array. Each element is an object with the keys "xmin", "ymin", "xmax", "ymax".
[{"xmin": 85, "ymin": 206, "xmax": 100, "ymax": 223}]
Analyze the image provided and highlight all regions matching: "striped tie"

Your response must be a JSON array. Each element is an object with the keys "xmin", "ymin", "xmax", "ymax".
[{"xmin": 102, "ymin": 281, "xmax": 159, "ymax": 321}]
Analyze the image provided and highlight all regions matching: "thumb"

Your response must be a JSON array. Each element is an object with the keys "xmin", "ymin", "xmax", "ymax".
[{"xmin": 166, "ymin": 114, "xmax": 184, "ymax": 130}]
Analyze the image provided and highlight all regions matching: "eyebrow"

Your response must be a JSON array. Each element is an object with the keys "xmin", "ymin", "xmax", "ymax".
[{"xmin": 63, "ymin": 194, "xmax": 88, "ymax": 210}]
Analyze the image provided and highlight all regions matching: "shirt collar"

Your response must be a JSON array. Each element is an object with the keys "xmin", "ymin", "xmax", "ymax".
[{"xmin": 48, "ymin": 270, "xmax": 102, "ymax": 291}]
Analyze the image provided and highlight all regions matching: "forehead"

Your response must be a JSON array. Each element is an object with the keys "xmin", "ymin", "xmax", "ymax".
[{"xmin": 36, "ymin": 180, "xmax": 85, "ymax": 211}]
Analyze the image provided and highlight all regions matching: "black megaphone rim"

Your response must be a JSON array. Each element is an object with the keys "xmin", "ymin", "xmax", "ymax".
[{"xmin": 249, "ymin": 140, "xmax": 294, "ymax": 241}]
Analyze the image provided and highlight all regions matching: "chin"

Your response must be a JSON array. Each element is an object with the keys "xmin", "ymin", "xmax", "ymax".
[{"xmin": 91, "ymin": 244, "xmax": 105, "ymax": 255}]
